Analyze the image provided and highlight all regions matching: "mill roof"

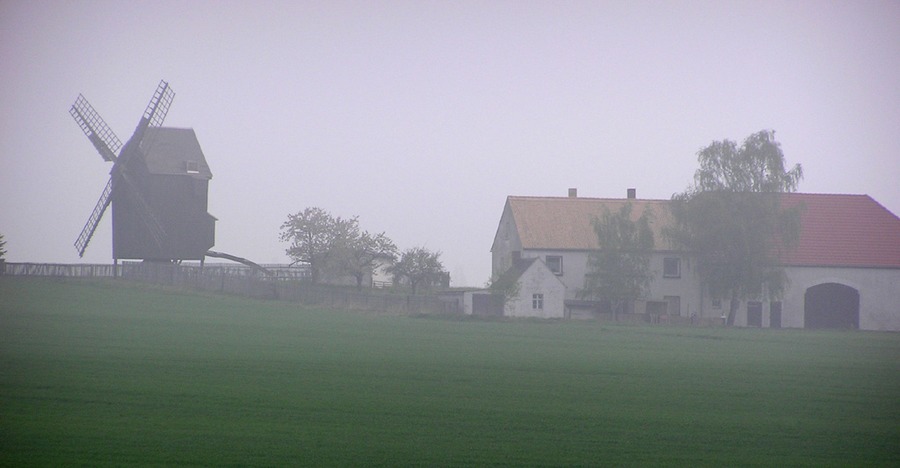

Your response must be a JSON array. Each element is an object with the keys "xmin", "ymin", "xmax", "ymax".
[
  {"xmin": 501, "ymin": 193, "xmax": 900, "ymax": 269},
  {"xmin": 139, "ymin": 127, "xmax": 212, "ymax": 178}
]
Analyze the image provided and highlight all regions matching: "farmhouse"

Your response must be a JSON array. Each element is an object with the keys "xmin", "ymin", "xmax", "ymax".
[{"xmin": 488, "ymin": 189, "xmax": 900, "ymax": 331}]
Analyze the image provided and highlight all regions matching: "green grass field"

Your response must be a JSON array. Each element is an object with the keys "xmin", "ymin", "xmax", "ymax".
[{"xmin": 1, "ymin": 277, "xmax": 898, "ymax": 466}]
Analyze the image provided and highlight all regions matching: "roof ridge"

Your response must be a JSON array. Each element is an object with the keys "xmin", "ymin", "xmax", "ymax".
[
  {"xmin": 508, "ymin": 195, "xmax": 671, "ymax": 202},
  {"xmin": 502, "ymin": 192, "xmax": 900, "ymax": 268}
]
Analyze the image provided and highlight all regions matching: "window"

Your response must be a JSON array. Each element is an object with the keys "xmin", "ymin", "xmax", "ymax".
[
  {"xmin": 545, "ymin": 256, "xmax": 563, "ymax": 275},
  {"xmin": 532, "ymin": 293, "xmax": 544, "ymax": 310},
  {"xmin": 663, "ymin": 257, "xmax": 681, "ymax": 278},
  {"xmin": 186, "ymin": 160, "xmax": 200, "ymax": 173},
  {"xmin": 712, "ymin": 299, "xmax": 722, "ymax": 310}
]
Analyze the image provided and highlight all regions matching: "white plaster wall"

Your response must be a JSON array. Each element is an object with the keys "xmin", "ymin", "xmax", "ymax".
[
  {"xmin": 520, "ymin": 249, "xmax": 588, "ymax": 299},
  {"xmin": 506, "ymin": 261, "xmax": 566, "ymax": 319},
  {"xmin": 645, "ymin": 253, "xmax": 703, "ymax": 318},
  {"xmin": 519, "ymin": 250, "xmax": 702, "ymax": 317},
  {"xmin": 781, "ymin": 267, "xmax": 900, "ymax": 331},
  {"xmin": 693, "ymin": 267, "xmax": 900, "ymax": 330}
]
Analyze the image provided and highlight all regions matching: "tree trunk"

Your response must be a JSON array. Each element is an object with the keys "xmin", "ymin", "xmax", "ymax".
[
  {"xmin": 310, "ymin": 264, "xmax": 320, "ymax": 285},
  {"xmin": 727, "ymin": 293, "xmax": 738, "ymax": 326}
]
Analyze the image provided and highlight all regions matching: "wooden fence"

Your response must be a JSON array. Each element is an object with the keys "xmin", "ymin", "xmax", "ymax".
[
  {"xmin": 2, "ymin": 262, "xmax": 118, "ymax": 277},
  {"xmin": 1, "ymin": 261, "xmax": 459, "ymax": 316}
]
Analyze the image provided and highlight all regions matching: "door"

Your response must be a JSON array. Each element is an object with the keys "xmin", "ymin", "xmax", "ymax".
[{"xmin": 747, "ymin": 301, "xmax": 762, "ymax": 327}]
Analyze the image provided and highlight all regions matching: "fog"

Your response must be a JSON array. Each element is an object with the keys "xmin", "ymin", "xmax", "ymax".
[{"xmin": 1, "ymin": 1, "xmax": 898, "ymax": 286}]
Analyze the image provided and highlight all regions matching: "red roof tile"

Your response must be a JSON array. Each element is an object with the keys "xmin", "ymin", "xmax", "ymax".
[{"xmin": 778, "ymin": 193, "xmax": 900, "ymax": 268}]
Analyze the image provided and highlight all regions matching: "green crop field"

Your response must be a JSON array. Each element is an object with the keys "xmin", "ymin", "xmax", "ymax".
[{"xmin": 1, "ymin": 277, "xmax": 898, "ymax": 466}]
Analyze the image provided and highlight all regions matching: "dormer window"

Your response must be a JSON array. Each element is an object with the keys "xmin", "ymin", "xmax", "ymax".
[{"xmin": 186, "ymin": 161, "xmax": 200, "ymax": 173}]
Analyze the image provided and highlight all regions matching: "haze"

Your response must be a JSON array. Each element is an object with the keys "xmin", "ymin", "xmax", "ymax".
[{"xmin": 1, "ymin": 0, "xmax": 898, "ymax": 286}]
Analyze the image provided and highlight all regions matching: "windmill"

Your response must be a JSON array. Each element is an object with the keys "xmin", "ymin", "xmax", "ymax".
[{"xmin": 70, "ymin": 80, "xmax": 216, "ymax": 264}]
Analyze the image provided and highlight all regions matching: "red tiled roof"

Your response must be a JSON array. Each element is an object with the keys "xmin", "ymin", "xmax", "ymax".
[
  {"xmin": 778, "ymin": 193, "xmax": 900, "ymax": 268},
  {"xmin": 505, "ymin": 193, "xmax": 900, "ymax": 268}
]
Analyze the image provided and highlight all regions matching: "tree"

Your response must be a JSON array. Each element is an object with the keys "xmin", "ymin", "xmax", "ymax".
[
  {"xmin": 485, "ymin": 268, "xmax": 521, "ymax": 313},
  {"xmin": 334, "ymin": 231, "xmax": 397, "ymax": 289},
  {"xmin": 580, "ymin": 203, "xmax": 655, "ymax": 320},
  {"xmin": 388, "ymin": 247, "xmax": 446, "ymax": 295},
  {"xmin": 0, "ymin": 232, "xmax": 6, "ymax": 260},
  {"xmin": 666, "ymin": 130, "xmax": 803, "ymax": 325},
  {"xmin": 279, "ymin": 207, "xmax": 359, "ymax": 284}
]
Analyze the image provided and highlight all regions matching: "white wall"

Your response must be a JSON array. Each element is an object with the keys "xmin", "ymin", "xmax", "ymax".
[
  {"xmin": 645, "ymin": 253, "xmax": 703, "ymax": 318},
  {"xmin": 516, "ymin": 250, "xmax": 702, "ymax": 318},
  {"xmin": 519, "ymin": 249, "xmax": 588, "ymax": 299},
  {"xmin": 506, "ymin": 261, "xmax": 566, "ymax": 319},
  {"xmin": 781, "ymin": 266, "xmax": 900, "ymax": 331},
  {"xmin": 692, "ymin": 266, "xmax": 900, "ymax": 331}
]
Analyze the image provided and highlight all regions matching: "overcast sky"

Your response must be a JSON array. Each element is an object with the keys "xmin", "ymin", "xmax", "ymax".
[{"xmin": 2, "ymin": 0, "xmax": 898, "ymax": 286}]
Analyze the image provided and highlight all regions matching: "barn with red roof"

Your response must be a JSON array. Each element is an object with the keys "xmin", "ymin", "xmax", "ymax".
[{"xmin": 488, "ymin": 189, "xmax": 900, "ymax": 330}]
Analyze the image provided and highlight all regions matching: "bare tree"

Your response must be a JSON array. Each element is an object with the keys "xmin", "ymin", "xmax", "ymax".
[
  {"xmin": 279, "ymin": 207, "xmax": 358, "ymax": 284},
  {"xmin": 334, "ymin": 231, "xmax": 397, "ymax": 289},
  {"xmin": 388, "ymin": 247, "xmax": 446, "ymax": 295}
]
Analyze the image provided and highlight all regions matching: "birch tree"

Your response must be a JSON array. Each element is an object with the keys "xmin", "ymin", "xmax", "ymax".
[{"xmin": 666, "ymin": 130, "xmax": 803, "ymax": 325}]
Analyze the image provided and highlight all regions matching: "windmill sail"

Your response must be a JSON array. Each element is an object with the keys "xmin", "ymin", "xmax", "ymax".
[
  {"xmin": 130, "ymin": 80, "xmax": 174, "ymax": 147},
  {"xmin": 74, "ymin": 179, "xmax": 112, "ymax": 257},
  {"xmin": 145, "ymin": 80, "xmax": 174, "ymax": 127},
  {"xmin": 70, "ymin": 95, "xmax": 123, "ymax": 162}
]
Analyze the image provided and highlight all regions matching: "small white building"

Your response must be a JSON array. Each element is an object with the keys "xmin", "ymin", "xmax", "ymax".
[
  {"xmin": 490, "ymin": 189, "xmax": 900, "ymax": 330},
  {"xmin": 495, "ymin": 257, "xmax": 567, "ymax": 319}
]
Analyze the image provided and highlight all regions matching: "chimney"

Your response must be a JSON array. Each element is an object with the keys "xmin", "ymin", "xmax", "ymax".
[
  {"xmin": 568, "ymin": 188, "xmax": 578, "ymax": 198},
  {"xmin": 627, "ymin": 188, "xmax": 636, "ymax": 199}
]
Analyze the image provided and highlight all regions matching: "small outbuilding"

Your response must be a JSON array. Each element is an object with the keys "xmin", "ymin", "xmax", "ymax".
[{"xmin": 495, "ymin": 257, "xmax": 566, "ymax": 319}]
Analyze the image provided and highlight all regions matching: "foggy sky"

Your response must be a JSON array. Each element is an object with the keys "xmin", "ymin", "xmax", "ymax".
[{"xmin": 2, "ymin": 0, "xmax": 898, "ymax": 286}]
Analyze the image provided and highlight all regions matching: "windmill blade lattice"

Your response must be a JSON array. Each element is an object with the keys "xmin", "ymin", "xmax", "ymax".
[
  {"xmin": 127, "ymin": 81, "xmax": 175, "ymax": 158},
  {"xmin": 74, "ymin": 179, "xmax": 113, "ymax": 257},
  {"xmin": 70, "ymin": 95, "xmax": 123, "ymax": 162},
  {"xmin": 144, "ymin": 80, "xmax": 175, "ymax": 128}
]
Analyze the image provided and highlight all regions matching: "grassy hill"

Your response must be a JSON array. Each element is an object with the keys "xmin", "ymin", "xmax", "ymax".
[{"xmin": 1, "ymin": 277, "xmax": 898, "ymax": 466}]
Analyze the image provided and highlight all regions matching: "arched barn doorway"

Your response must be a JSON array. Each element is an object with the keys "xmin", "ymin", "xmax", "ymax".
[{"xmin": 804, "ymin": 283, "xmax": 859, "ymax": 329}]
